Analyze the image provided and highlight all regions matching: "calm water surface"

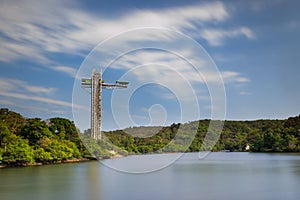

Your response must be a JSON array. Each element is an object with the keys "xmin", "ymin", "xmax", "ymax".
[{"xmin": 1, "ymin": 152, "xmax": 300, "ymax": 200}]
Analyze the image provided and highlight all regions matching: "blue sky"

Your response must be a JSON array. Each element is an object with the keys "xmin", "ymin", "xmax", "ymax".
[{"xmin": 0, "ymin": 0, "xmax": 300, "ymax": 131}]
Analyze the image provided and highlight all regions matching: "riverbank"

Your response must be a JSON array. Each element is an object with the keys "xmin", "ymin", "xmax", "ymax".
[
  {"xmin": 0, "ymin": 153, "xmax": 126, "ymax": 169},
  {"xmin": 0, "ymin": 157, "xmax": 95, "ymax": 169}
]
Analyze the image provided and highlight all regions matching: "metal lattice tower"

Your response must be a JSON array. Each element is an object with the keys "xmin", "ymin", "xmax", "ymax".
[{"xmin": 81, "ymin": 69, "xmax": 128, "ymax": 140}]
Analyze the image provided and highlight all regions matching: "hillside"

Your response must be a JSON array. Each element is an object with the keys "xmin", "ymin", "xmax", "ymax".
[
  {"xmin": 0, "ymin": 108, "xmax": 120, "ymax": 167},
  {"xmin": 104, "ymin": 116, "xmax": 300, "ymax": 153}
]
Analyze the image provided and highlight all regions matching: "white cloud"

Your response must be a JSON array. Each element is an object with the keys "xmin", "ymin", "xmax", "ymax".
[
  {"xmin": 199, "ymin": 27, "xmax": 255, "ymax": 46},
  {"xmin": 0, "ymin": 77, "xmax": 87, "ymax": 110},
  {"xmin": 0, "ymin": 1, "xmax": 254, "ymax": 63},
  {"xmin": 221, "ymin": 71, "xmax": 249, "ymax": 83},
  {"xmin": 0, "ymin": 99, "xmax": 14, "ymax": 106},
  {"xmin": 0, "ymin": 90, "xmax": 87, "ymax": 110},
  {"xmin": 0, "ymin": 91, "xmax": 68, "ymax": 108},
  {"xmin": 24, "ymin": 85, "xmax": 56, "ymax": 94},
  {"xmin": 159, "ymin": 93, "xmax": 177, "ymax": 100},
  {"xmin": 0, "ymin": 38, "xmax": 50, "ymax": 63},
  {"xmin": 52, "ymin": 66, "xmax": 77, "ymax": 78},
  {"xmin": 0, "ymin": 78, "xmax": 56, "ymax": 94},
  {"xmin": 240, "ymin": 91, "xmax": 252, "ymax": 95},
  {"xmin": 0, "ymin": 0, "xmax": 251, "ymax": 122},
  {"xmin": 107, "ymin": 49, "xmax": 249, "ymax": 85}
]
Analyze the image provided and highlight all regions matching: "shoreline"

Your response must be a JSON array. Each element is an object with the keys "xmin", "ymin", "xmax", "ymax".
[
  {"xmin": 2, "ymin": 151, "xmax": 300, "ymax": 169},
  {"xmin": 0, "ymin": 157, "xmax": 97, "ymax": 169},
  {"xmin": 0, "ymin": 153, "xmax": 127, "ymax": 169}
]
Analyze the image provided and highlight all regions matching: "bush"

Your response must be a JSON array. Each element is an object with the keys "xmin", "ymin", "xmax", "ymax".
[
  {"xmin": 34, "ymin": 148, "xmax": 53, "ymax": 163},
  {"xmin": 0, "ymin": 148, "xmax": 3, "ymax": 164},
  {"xmin": 2, "ymin": 135, "xmax": 34, "ymax": 165}
]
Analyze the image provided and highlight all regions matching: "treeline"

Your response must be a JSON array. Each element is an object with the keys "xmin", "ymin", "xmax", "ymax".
[
  {"xmin": 1, "ymin": 108, "xmax": 300, "ymax": 166},
  {"xmin": 0, "ymin": 108, "xmax": 118, "ymax": 167},
  {"xmin": 104, "ymin": 116, "xmax": 300, "ymax": 154}
]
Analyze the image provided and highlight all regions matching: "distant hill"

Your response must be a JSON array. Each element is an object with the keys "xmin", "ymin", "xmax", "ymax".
[{"xmin": 103, "ymin": 116, "xmax": 300, "ymax": 153}]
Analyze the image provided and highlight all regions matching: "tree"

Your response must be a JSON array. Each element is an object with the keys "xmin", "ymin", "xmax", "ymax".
[
  {"xmin": 263, "ymin": 129, "xmax": 284, "ymax": 152},
  {"xmin": 48, "ymin": 118, "xmax": 85, "ymax": 154},
  {"xmin": 0, "ymin": 108, "xmax": 25, "ymax": 134},
  {"xmin": 284, "ymin": 134, "xmax": 299, "ymax": 152},
  {"xmin": 2, "ymin": 135, "xmax": 34, "ymax": 165},
  {"xmin": 0, "ymin": 121, "xmax": 12, "ymax": 152},
  {"xmin": 284, "ymin": 115, "xmax": 300, "ymax": 130},
  {"xmin": 34, "ymin": 148, "xmax": 53, "ymax": 163},
  {"xmin": 37, "ymin": 137, "xmax": 82, "ymax": 162},
  {"xmin": 48, "ymin": 118, "xmax": 78, "ymax": 141},
  {"xmin": 249, "ymin": 130, "xmax": 264, "ymax": 152},
  {"xmin": 20, "ymin": 118, "xmax": 53, "ymax": 146},
  {"xmin": 0, "ymin": 148, "xmax": 3, "ymax": 164}
]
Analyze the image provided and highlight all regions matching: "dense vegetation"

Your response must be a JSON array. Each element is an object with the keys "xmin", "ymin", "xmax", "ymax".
[
  {"xmin": 1, "ymin": 108, "xmax": 300, "ymax": 167},
  {"xmin": 0, "ymin": 108, "xmax": 120, "ymax": 167},
  {"xmin": 104, "ymin": 116, "xmax": 300, "ymax": 154}
]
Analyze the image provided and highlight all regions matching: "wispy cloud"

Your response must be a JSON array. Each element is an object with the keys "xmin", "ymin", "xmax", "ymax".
[
  {"xmin": 0, "ymin": 90, "xmax": 88, "ymax": 111},
  {"xmin": 0, "ymin": 1, "xmax": 254, "ymax": 64},
  {"xmin": 221, "ymin": 71, "xmax": 249, "ymax": 83},
  {"xmin": 0, "ymin": 91, "xmax": 75, "ymax": 108},
  {"xmin": 240, "ymin": 91, "xmax": 252, "ymax": 95},
  {"xmin": 108, "ymin": 49, "xmax": 249, "ymax": 84},
  {"xmin": 0, "ymin": 77, "xmax": 87, "ymax": 110},
  {"xmin": 0, "ymin": 98, "xmax": 62, "ymax": 116},
  {"xmin": 52, "ymin": 66, "xmax": 77, "ymax": 78},
  {"xmin": 198, "ymin": 27, "xmax": 255, "ymax": 46},
  {"xmin": 0, "ymin": 0, "xmax": 253, "ymax": 123},
  {"xmin": 0, "ymin": 78, "xmax": 56, "ymax": 94},
  {"xmin": 0, "ymin": 99, "xmax": 14, "ymax": 106},
  {"xmin": 25, "ymin": 85, "xmax": 56, "ymax": 94}
]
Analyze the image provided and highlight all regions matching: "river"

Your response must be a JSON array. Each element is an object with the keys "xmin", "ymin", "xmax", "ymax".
[{"xmin": 1, "ymin": 152, "xmax": 300, "ymax": 200}]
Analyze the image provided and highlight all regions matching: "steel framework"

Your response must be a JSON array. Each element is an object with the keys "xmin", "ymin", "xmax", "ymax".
[{"xmin": 81, "ymin": 69, "xmax": 128, "ymax": 139}]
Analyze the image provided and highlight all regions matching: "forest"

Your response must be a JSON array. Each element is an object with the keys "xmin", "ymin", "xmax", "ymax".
[
  {"xmin": 0, "ymin": 108, "xmax": 111, "ymax": 167},
  {"xmin": 104, "ymin": 116, "xmax": 300, "ymax": 154},
  {"xmin": 1, "ymin": 108, "xmax": 300, "ymax": 167}
]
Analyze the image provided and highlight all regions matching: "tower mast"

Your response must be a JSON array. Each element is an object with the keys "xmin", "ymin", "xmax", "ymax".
[{"xmin": 81, "ymin": 69, "xmax": 129, "ymax": 140}]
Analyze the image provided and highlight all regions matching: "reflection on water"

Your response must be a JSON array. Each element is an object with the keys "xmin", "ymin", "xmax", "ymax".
[
  {"xmin": 0, "ymin": 161, "xmax": 103, "ymax": 200},
  {"xmin": 0, "ymin": 153, "xmax": 300, "ymax": 200}
]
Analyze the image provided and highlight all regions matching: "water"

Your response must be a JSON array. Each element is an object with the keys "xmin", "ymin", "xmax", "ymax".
[{"xmin": 1, "ymin": 152, "xmax": 300, "ymax": 200}]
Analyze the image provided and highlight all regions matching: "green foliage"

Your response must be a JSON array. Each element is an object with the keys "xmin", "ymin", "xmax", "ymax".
[
  {"xmin": 103, "ymin": 116, "xmax": 300, "ymax": 154},
  {"xmin": 45, "ymin": 140, "xmax": 73, "ymax": 161},
  {"xmin": 79, "ymin": 134, "xmax": 127, "ymax": 159},
  {"xmin": 284, "ymin": 134, "xmax": 298, "ymax": 152},
  {"xmin": 1, "ymin": 108, "xmax": 300, "ymax": 167},
  {"xmin": 0, "ymin": 121, "xmax": 11, "ymax": 151},
  {"xmin": 0, "ymin": 108, "xmax": 94, "ymax": 166},
  {"xmin": 48, "ymin": 118, "xmax": 78, "ymax": 141},
  {"xmin": 0, "ymin": 148, "xmax": 3, "ymax": 164},
  {"xmin": 48, "ymin": 118, "xmax": 86, "ymax": 156},
  {"xmin": 38, "ymin": 138, "xmax": 81, "ymax": 161},
  {"xmin": 20, "ymin": 118, "xmax": 53, "ymax": 146},
  {"xmin": 0, "ymin": 108, "xmax": 25, "ymax": 134},
  {"xmin": 2, "ymin": 135, "xmax": 34, "ymax": 164},
  {"xmin": 34, "ymin": 148, "xmax": 53, "ymax": 162}
]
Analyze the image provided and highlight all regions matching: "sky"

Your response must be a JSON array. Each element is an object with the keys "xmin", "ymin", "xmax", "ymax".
[{"xmin": 0, "ymin": 0, "xmax": 300, "ymax": 131}]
